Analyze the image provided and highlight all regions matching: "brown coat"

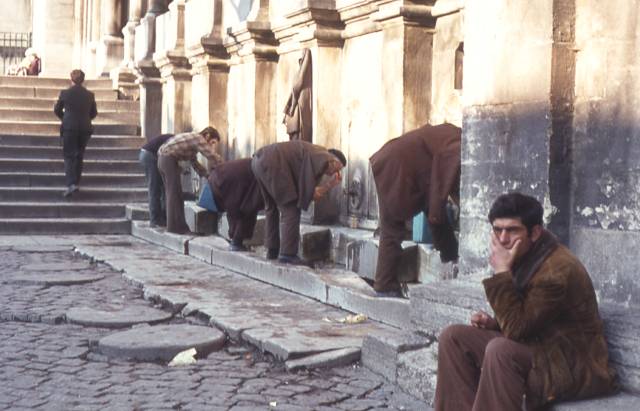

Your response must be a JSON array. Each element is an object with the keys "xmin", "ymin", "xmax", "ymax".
[
  {"xmin": 483, "ymin": 245, "xmax": 616, "ymax": 405},
  {"xmin": 283, "ymin": 49, "xmax": 312, "ymax": 141},
  {"xmin": 370, "ymin": 123, "xmax": 461, "ymax": 223},
  {"xmin": 207, "ymin": 158, "xmax": 264, "ymax": 216},
  {"xmin": 252, "ymin": 140, "xmax": 333, "ymax": 211}
]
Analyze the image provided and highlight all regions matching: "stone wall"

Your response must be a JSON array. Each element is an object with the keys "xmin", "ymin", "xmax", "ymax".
[
  {"xmin": 32, "ymin": 0, "xmax": 76, "ymax": 76},
  {"xmin": 570, "ymin": 0, "xmax": 640, "ymax": 305},
  {"xmin": 0, "ymin": 0, "xmax": 32, "ymax": 33}
]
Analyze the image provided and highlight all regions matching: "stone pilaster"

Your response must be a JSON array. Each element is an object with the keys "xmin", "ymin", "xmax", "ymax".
[
  {"xmin": 223, "ymin": 0, "xmax": 278, "ymax": 158},
  {"xmin": 111, "ymin": 0, "xmax": 146, "ymax": 99},
  {"xmin": 185, "ymin": 0, "xmax": 230, "ymax": 157},
  {"xmin": 273, "ymin": 0, "xmax": 345, "ymax": 224},
  {"xmin": 96, "ymin": 0, "xmax": 124, "ymax": 76},
  {"xmin": 135, "ymin": 0, "xmax": 170, "ymax": 139},
  {"xmin": 153, "ymin": 0, "xmax": 192, "ymax": 134}
]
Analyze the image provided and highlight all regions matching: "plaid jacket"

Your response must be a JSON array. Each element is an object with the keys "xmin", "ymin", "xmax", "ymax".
[{"xmin": 157, "ymin": 132, "xmax": 223, "ymax": 167}]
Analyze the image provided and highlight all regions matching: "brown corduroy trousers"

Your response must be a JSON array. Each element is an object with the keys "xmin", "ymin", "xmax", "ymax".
[
  {"xmin": 157, "ymin": 154, "xmax": 189, "ymax": 234},
  {"xmin": 434, "ymin": 324, "xmax": 535, "ymax": 411}
]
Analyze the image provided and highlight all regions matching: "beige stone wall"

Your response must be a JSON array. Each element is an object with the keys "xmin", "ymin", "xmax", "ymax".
[
  {"xmin": 32, "ymin": 0, "xmax": 76, "ymax": 76},
  {"xmin": 0, "ymin": 0, "xmax": 32, "ymax": 33}
]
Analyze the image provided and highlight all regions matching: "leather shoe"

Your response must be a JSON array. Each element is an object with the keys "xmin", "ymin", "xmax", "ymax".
[
  {"xmin": 278, "ymin": 254, "xmax": 310, "ymax": 267},
  {"xmin": 229, "ymin": 242, "xmax": 248, "ymax": 252},
  {"xmin": 374, "ymin": 289, "xmax": 406, "ymax": 299},
  {"xmin": 266, "ymin": 248, "xmax": 279, "ymax": 260},
  {"xmin": 63, "ymin": 184, "xmax": 78, "ymax": 198}
]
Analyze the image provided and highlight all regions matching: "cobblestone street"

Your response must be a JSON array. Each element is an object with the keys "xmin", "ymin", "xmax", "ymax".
[{"xmin": 0, "ymin": 245, "xmax": 426, "ymax": 411}]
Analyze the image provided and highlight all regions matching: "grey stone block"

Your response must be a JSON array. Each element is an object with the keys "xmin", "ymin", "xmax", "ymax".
[
  {"xmin": 184, "ymin": 201, "xmax": 218, "ymax": 235},
  {"xmin": 361, "ymin": 331, "xmax": 433, "ymax": 383},
  {"xmin": 132, "ymin": 220, "xmax": 192, "ymax": 254},
  {"xmin": 285, "ymin": 347, "xmax": 361, "ymax": 371},
  {"xmin": 218, "ymin": 214, "xmax": 265, "ymax": 247},
  {"xmin": 346, "ymin": 238, "xmax": 417, "ymax": 282},
  {"xmin": 417, "ymin": 244, "xmax": 458, "ymax": 283},
  {"xmin": 396, "ymin": 345, "xmax": 439, "ymax": 405},
  {"xmin": 125, "ymin": 204, "xmax": 149, "ymax": 221},
  {"xmin": 550, "ymin": 393, "xmax": 640, "ymax": 411},
  {"xmin": 328, "ymin": 226, "xmax": 375, "ymax": 266},
  {"xmin": 66, "ymin": 306, "xmax": 173, "ymax": 329},
  {"xmin": 410, "ymin": 278, "xmax": 490, "ymax": 336},
  {"xmin": 300, "ymin": 226, "xmax": 331, "ymax": 262},
  {"xmin": 98, "ymin": 324, "xmax": 226, "ymax": 361}
]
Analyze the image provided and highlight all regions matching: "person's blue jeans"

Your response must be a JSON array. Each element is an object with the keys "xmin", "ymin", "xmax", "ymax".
[{"xmin": 139, "ymin": 149, "xmax": 166, "ymax": 226}]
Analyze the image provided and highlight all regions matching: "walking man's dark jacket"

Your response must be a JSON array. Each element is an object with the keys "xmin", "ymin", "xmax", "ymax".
[{"xmin": 54, "ymin": 84, "xmax": 97, "ymax": 135}]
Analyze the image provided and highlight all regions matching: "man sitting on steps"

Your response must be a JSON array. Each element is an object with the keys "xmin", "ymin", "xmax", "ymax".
[{"xmin": 434, "ymin": 192, "xmax": 616, "ymax": 411}]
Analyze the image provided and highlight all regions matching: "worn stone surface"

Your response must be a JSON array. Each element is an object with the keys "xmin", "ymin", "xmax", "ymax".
[
  {"xmin": 285, "ymin": 347, "xmax": 361, "ymax": 371},
  {"xmin": 66, "ymin": 305, "xmax": 173, "ymax": 329},
  {"xmin": 396, "ymin": 345, "xmax": 439, "ymax": 405},
  {"xmin": 131, "ymin": 220, "xmax": 192, "ymax": 254},
  {"xmin": 346, "ymin": 238, "xmax": 418, "ymax": 282},
  {"xmin": 219, "ymin": 215, "xmax": 265, "ymax": 247},
  {"xmin": 361, "ymin": 331, "xmax": 433, "ymax": 383},
  {"xmin": 0, "ymin": 237, "xmax": 426, "ymax": 410},
  {"xmin": 184, "ymin": 201, "xmax": 219, "ymax": 235},
  {"xmin": 98, "ymin": 324, "xmax": 226, "ymax": 361},
  {"xmin": 6, "ymin": 272, "xmax": 106, "ymax": 286},
  {"xmin": 21, "ymin": 262, "xmax": 93, "ymax": 271},
  {"xmin": 551, "ymin": 393, "xmax": 640, "ymax": 411},
  {"xmin": 299, "ymin": 226, "xmax": 332, "ymax": 262}
]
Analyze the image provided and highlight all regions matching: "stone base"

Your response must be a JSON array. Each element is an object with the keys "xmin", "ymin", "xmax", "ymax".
[
  {"xmin": 346, "ymin": 238, "xmax": 417, "ymax": 282},
  {"xmin": 184, "ymin": 201, "xmax": 219, "ymax": 235}
]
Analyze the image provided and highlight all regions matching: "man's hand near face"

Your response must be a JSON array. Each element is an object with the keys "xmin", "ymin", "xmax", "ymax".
[
  {"xmin": 489, "ymin": 231, "xmax": 521, "ymax": 273},
  {"xmin": 313, "ymin": 171, "xmax": 342, "ymax": 201},
  {"xmin": 470, "ymin": 310, "xmax": 499, "ymax": 330}
]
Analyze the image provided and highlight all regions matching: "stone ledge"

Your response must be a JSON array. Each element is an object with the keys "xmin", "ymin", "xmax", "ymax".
[{"xmin": 361, "ymin": 331, "xmax": 433, "ymax": 383}]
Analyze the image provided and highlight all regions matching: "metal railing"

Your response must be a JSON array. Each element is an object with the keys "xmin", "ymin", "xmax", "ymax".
[{"xmin": 0, "ymin": 32, "xmax": 32, "ymax": 75}]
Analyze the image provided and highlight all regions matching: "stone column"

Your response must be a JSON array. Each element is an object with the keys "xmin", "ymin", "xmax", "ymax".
[
  {"xmin": 111, "ymin": 0, "xmax": 146, "ymax": 98},
  {"xmin": 185, "ymin": 0, "xmax": 230, "ymax": 156},
  {"xmin": 153, "ymin": 0, "xmax": 192, "ymax": 134},
  {"xmin": 31, "ymin": 0, "xmax": 76, "ymax": 76},
  {"xmin": 223, "ymin": 0, "xmax": 278, "ymax": 158},
  {"xmin": 96, "ymin": 0, "xmax": 125, "ymax": 76},
  {"xmin": 273, "ymin": 0, "xmax": 345, "ymax": 224},
  {"xmin": 135, "ymin": 0, "xmax": 169, "ymax": 139}
]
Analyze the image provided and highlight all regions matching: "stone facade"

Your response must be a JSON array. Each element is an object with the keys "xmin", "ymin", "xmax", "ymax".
[{"xmin": 12, "ymin": 0, "xmax": 640, "ymax": 306}]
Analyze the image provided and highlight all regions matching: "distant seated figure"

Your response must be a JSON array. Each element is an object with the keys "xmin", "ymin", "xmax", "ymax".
[
  {"xmin": 206, "ymin": 158, "xmax": 265, "ymax": 251},
  {"xmin": 6, "ymin": 48, "xmax": 41, "ymax": 76}
]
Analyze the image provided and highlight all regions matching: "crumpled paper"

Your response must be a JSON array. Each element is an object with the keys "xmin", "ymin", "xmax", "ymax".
[
  {"xmin": 168, "ymin": 348, "xmax": 197, "ymax": 366},
  {"xmin": 322, "ymin": 313, "xmax": 367, "ymax": 324}
]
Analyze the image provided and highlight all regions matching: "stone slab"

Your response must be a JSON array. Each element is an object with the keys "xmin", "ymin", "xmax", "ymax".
[
  {"xmin": 131, "ymin": 221, "xmax": 193, "ymax": 254},
  {"xmin": 299, "ymin": 226, "xmax": 331, "ymax": 262},
  {"xmin": 66, "ymin": 305, "xmax": 173, "ymax": 329},
  {"xmin": 125, "ymin": 204, "xmax": 149, "ymax": 221},
  {"xmin": 346, "ymin": 238, "xmax": 418, "ymax": 282},
  {"xmin": 98, "ymin": 324, "xmax": 226, "ymax": 361},
  {"xmin": 6, "ymin": 272, "xmax": 105, "ymax": 286},
  {"xmin": 550, "ymin": 393, "xmax": 640, "ymax": 411},
  {"xmin": 219, "ymin": 214, "xmax": 265, "ymax": 247},
  {"xmin": 361, "ymin": 331, "xmax": 433, "ymax": 383},
  {"xmin": 396, "ymin": 345, "xmax": 439, "ymax": 405},
  {"xmin": 285, "ymin": 347, "xmax": 361, "ymax": 371},
  {"xmin": 21, "ymin": 262, "xmax": 93, "ymax": 271},
  {"xmin": 184, "ymin": 201, "xmax": 218, "ymax": 235},
  {"xmin": 11, "ymin": 245, "xmax": 74, "ymax": 253}
]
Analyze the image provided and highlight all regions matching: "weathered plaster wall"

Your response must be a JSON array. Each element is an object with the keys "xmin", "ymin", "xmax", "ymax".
[
  {"xmin": 571, "ymin": 0, "xmax": 640, "ymax": 305},
  {"xmin": 459, "ymin": 0, "xmax": 554, "ymax": 272},
  {"xmin": 0, "ymin": 0, "xmax": 32, "ymax": 33}
]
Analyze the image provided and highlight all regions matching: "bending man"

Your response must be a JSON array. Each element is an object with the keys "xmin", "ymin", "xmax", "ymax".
[
  {"xmin": 370, "ymin": 123, "xmax": 461, "ymax": 297},
  {"xmin": 251, "ymin": 141, "xmax": 346, "ymax": 265}
]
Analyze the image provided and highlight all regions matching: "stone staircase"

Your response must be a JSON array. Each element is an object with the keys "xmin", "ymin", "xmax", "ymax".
[{"xmin": 0, "ymin": 75, "xmax": 146, "ymax": 234}]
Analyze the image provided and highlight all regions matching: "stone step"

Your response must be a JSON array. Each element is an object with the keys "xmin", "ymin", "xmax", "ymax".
[
  {"xmin": 0, "ymin": 134, "xmax": 144, "ymax": 147},
  {"xmin": 0, "ymin": 108, "xmax": 140, "ymax": 123},
  {"xmin": 0, "ymin": 97, "xmax": 139, "ymax": 111},
  {"xmin": 0, "ymin": 172, "xmax": 145, "ymax": 187},
  {"xmin": 1, "ymin": 145, "xmax": 141, "ymax": 160},
  {"xmin": 0, "ymin": 217, "xmax": 131, "ymax": 234},
  {"xmin": 0, "ymin": 186, "xmax": 147, "ymax": 202},
  {"xmin": 0, "ymin": 75, "xmax": 111, "ymax": 88},
  {"xmin": 0, "ymin": 85, "xmax": 118, "ymax": 100},
  {"xmin": 0, "ymin": 158, "xmax": 143, "ymax": 173},
  {"xmin": 131, "ymin": 221, "xmax": 412, "ymax": 329},
  {"xmin": 0, "ymin": 202, "xmax": 143, "ymax": 218},
  {"xmin": 0, "ymin": 121, "xmax": 139, "ymax": 136}
]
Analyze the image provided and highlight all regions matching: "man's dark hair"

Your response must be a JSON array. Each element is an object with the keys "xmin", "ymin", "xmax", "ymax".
[
  {"xmin": 70, "ymin": 69, "xmax": 85, "ymax": 85},
  {"xmin": 200, "ymin": 126, "xmax": 220, "ymax": 142},
  {"xmin": 328, "ymin": 148, "xmax": 347, "ymax": 166},
  {"xmin": 488, "ymin": 192, "xmax": 543, "ymax": 233}
]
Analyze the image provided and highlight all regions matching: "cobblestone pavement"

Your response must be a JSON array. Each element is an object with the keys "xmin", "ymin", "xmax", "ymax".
[{"xmin": 0, "ymin": 246, "xmax": 427, "ymax": 411}]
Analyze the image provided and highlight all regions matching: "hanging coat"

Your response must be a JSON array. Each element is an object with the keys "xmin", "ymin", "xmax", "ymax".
[{"xmin": 283, "ymin": 49, "xmax": 312, "ymax": 141}]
